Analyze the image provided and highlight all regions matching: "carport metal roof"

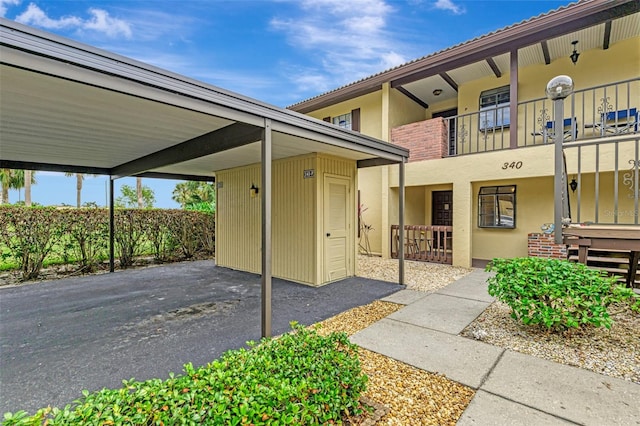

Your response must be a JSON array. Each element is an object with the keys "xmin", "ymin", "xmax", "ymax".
[
  {"xmin": 0, "ymin": 19, "xmax": 407, "ymax": 179},
  {"xmin": 0, "ymin": 18, "xmax": 409, "ymax": 337}
]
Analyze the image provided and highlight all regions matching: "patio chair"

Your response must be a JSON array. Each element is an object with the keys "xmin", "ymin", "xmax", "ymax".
[{"xmin": 586, "ymin": 108, "xmax": 639, "ymax": 136}]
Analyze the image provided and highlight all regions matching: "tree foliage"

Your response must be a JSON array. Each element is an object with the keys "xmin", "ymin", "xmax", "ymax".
[
  {"xmin": 115, "ymin": 184, "xmax": 155, "ymax": 209},
  {"xmin": 172, "ymin": 181, "xmax": 216, "ymax": 212}
]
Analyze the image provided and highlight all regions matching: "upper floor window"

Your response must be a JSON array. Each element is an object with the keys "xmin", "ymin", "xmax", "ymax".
[
  {"xmin": 479, "ymin": 86, "xmax": 510, "ymax": 131},
  {"xmin": 333, "ymin": 113, "xmax": 352, "ymax": 129},
  {"xmin": 323, "ymin": 108, "xmax": 361, "ymax": 132},
  {"xmin": 478, "ymin": 185, "xmax": 516, "ymax": 228}
]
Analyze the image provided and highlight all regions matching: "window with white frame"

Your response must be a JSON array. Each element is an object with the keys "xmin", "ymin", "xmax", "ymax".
[
  {"xmin": 332, "ymin": 113, "xmax": 352, "ymax": 130},
  {"xmin": 478, "ymin": 185, "xmax": 516, "ymax": 228},
  {"xmin": 479, "ymin": 86, "xmax": 510, "ymax": 131}
]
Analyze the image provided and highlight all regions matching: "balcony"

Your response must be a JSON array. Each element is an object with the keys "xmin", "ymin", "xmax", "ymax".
[{"xmin": 391, "ymin": 78, "xmax": 640, "ymax": 161}]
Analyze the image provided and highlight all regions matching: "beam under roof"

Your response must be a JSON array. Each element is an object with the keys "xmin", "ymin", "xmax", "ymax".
[
  {"xmin": 395, "ymin": 86, "xmax": 429, "ymax": 109},
  {"xmin": 603, "ymin": 20, "xmax": 612, "ymax": 50},
  {"xmin": 111, "ymin": 122, "xmax": 263, "ymax": 178},
  {"xmin": 541, "ymin": 40, "xmax": 551, "ymax": 65},
  {"xmin": 486, "ymin": 58, "xmax": 502, "ymax": 78},
  {"xmin": 135, "ymin": 172, "xmax": 215, "ymax": 182},
  {"xmin": 0, "ymin": 160, "xmax": 110, "ymax": 176},
  {"xmin": 439, "ymin": 72, "xmax": 458, "ymax": 92}
]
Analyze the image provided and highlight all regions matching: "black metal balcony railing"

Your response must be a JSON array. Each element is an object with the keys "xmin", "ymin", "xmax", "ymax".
[
  {"xmin": 390, "ymin": 225, "xmax": 452, "ymax": 264},
  {"xmin": 444, "ymin": 78, "xmax": 640, "ymax": 156}
]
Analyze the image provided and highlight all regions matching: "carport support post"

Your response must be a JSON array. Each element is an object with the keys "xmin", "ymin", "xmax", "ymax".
[
  {"xmin": 109, "ymin": 178, "xmax": 115, "ymax": 273},
  {"xmin": 261, "ymin": 118, "xmax": 273, "ymax": 338},
  {"xmin": 398, "ymin": 160, "xmax": 405, "ymax": 285}
]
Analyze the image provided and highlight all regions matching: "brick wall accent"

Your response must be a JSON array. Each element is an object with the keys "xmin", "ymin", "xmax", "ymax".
[
  {"xmin": 527, "ymin": 233, "xmax": 568, "ymax": 259},
  {"xmin": 391, "ymin": 118, "xmax": 448, "ymax": 162}
]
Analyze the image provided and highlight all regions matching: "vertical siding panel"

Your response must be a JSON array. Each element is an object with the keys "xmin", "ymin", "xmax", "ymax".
[
  {"xmin": 218, "ymin": 154, "xmax": 355, "ymax": 286},
  {"xmin": 272, "ymin": 154, "xmax": 316, "ymax": 285},
  {"xmin": 217, "ymin": 165, "xmax": 261, "ymax": 274}
]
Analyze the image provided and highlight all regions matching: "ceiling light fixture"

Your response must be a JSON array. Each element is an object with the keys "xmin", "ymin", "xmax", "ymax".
[
  {"xmin": 569, "ymin": 40, "xmax": 580, "ymax": 65},
  {"xmin": 432, "ymin": 89, "xmax": 443, "ymax": 96}
]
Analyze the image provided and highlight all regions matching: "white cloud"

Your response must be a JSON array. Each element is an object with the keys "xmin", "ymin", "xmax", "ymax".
[
  {"xmin": 0, "ymin": 0, "xmax": 20, "ymax": 17},
  {"xmin": 15, "ymin": 3, "xmax": 131, "ymax": 38},
  {"xmin": 434, "ymin": 0, "xmax": 465, "ymax": 15},
  {"xmin": 270, "ymin": 0, "xmax": 408, "ymax": 95},
  {"xmin": 83, "ymin": 8, "xmax": 132, "ymax": 38},
  {"xmin": 15, "ymin": 3, "xmax": 81, "ymax": 29}
]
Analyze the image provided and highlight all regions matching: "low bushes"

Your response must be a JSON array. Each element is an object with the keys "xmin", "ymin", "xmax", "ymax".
[
  {"xmin": 0, "ymin": 206, "xmax": 216, "ymax": 281},
  {"xmin": 3, "ymin": 324, "xmax": 368, "ymax": 425},
  {"xmin": 487, "ymin": 257, "xmax": 639, "ymax": 330}
]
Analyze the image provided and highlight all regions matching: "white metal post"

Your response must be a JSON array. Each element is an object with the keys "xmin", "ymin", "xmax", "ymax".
[{"xmin": 546, "ymin": 76, "xmax": 574, "ymax": 244}]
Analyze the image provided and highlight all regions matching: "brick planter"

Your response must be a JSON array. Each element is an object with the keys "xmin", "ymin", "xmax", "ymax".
[{"xmin": 527, "ymin": 233, "xmax": 567, "ymax": 259}]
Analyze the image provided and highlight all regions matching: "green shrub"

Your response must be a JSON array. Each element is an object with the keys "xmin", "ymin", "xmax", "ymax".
[
  {"xmin": 0, "ymin": 207, "xmax": 66, "ymax": 281},
  {"xmin": 0, "ymin": 207, "xmax": 216, "ymax": 278},
  {"xmin": 66, "ymin": 209, "xmax": 109, "ymax": 272},
  {"xmin": 486, "ymin": 257, "xmax": 639, "ymax": 330},
  {"xmin": 3, "ymin": 324, "xmax": 368, "ymax": 425}
]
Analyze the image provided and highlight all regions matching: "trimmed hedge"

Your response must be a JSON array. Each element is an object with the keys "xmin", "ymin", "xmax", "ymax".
[
  {"xmin": 487, "ymin": 257, "xmax": 639, "ymax": 330},
  {"xmin": 0, "ymin": 206, "xmax": 215, "ymax": 281},
  {"xmin": 3, "ymin": 325, "xmax": 368, "ymax": 425}
]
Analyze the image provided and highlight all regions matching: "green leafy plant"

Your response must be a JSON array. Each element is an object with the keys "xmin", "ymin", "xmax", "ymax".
[
  {"xmin": 66, "ymin": 209, "xmax": 108, "ymax": 272},
  {"xmin": 486, "ymin": 257, "xmax": 639, "ymax": 331},
  {"xmin": 3, "ymin": 324, "xmax": 368, "ymax": 425},
  {"xmin": 0, "ymin": 206, "xmax": 66, "ymax": 281},
  {"xmin": 0, "ymin": 207, "xmax": 216, "ymax": 278}
]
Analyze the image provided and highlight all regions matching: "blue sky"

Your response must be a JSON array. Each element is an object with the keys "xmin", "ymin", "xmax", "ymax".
[{"xmin": 2, "ymin": 0, "xmax": 571, "ymax": 208}]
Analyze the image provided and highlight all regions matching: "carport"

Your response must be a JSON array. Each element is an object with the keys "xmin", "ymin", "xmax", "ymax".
[{"xmin": 0, "ymin": 19, "xmax": 409, "ymax": 337}]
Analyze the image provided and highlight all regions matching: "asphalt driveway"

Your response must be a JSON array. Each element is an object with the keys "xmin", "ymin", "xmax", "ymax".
[{"xmin": 0, "ymin": 260, "xmax": 402, "ymax": 415}]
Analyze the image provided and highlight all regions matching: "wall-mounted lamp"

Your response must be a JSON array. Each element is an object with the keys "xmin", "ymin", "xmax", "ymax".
[
  {"xmin": 569, "ymin": 177, "xmax": 578, "ymax": 193},
  {"xmin": 432, "ymin": 89, "xmax": 443, "ymax": 96},
  {"xmin": 250, "ymin": 183, "xmax": 259, "ymax": 198},
  {"xmin": 569, "ymin": 40, "xmax": 580, "ymax": 65}
]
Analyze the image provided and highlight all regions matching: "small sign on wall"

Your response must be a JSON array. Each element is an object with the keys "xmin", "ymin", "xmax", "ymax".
[
  {"xmin": 303, "ymin": 169, "xmax": 315, "ymax": 179},
  {"xmin": 217, "ymin": 182, "xmax": 223, "ymax": 189}
]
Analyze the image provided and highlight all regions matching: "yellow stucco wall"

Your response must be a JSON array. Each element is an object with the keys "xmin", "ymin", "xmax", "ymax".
[
  {"xmin": 389, "ymin": 87, "xmax": 427, "ymax": 131},
  {"xmin": 301, "ymin": 36, "xmax": 639, "ymax": 267},
  {"xmin": 216, "ymin": 153, "xmax": 357, "ymax": 286},
  {"xmin": 357, "ymin": 167, "xmax": 383, "ymax": 255},
  {"xmin": 306, "ymin": 91, "xmax": 384, "ymax": 140},
  {"xmin": 471, "ymin": 176, "xmax": 553, "ymax": 261}
]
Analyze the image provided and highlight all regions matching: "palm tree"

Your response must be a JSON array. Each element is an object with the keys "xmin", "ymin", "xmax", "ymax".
[
  {"xmin": 23, "ymin": 170, "xmax": 36, "ymax": 206},
  {"xmin": 64, "ymin": 173, "xmax": 86, "ymax": 208},
  {"xmin": 172, "ymin": 181, "xmax": 215, "ymax": 210},
  {"xmin": 136, "ymin": 177, "xmax": 143, "ymax": 209},
  {"xmin": 0, "ymin": 169, "xmax": 26, "ymax": 204}
]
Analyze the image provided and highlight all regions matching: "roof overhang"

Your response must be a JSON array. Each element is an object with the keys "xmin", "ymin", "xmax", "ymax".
[
  {"xmin": 0, "ymin": 18, "xmax": 408, "ymax": 180},
  {"xmin": 288, "ymin": 0, "xmax": 640, "ymax": 113}
]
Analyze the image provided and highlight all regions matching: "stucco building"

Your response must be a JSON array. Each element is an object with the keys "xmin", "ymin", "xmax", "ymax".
[{"xmin": 289, "ymin": 0, "xmax": 640, "ymax": 273}]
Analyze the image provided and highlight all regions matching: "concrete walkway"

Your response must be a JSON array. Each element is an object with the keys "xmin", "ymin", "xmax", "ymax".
[{"xmin": 351, "ymin": 270, "xmax": 640, "ymax": 425}]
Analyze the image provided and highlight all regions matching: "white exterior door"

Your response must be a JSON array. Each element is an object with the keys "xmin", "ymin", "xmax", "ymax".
[{"xmin": 324, "ymin": 176, "xmax": 350, "ymax": 282}]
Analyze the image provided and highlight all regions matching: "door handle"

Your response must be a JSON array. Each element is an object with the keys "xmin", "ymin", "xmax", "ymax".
[{"xmin": 326, "ymin": 233, "xmax": 331, "ymax": 237}]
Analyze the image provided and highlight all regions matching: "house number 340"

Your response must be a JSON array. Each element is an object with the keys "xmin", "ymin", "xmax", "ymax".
[{"xmin": 502, "ymin": 161, "xmax": 523, "ymax": 170}]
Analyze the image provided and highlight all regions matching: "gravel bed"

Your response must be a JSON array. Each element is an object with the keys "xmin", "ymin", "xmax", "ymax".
[
  {"xmin": 314, "ymin": 301, "xmax": 475, "ymax": 425},
  {"xmin": 357, "ymin": 255, "xmax": 472, "ymax": 292},
  {"xmin": 461, "ymin": 301, "xmax": 640, "ymax": 384}
]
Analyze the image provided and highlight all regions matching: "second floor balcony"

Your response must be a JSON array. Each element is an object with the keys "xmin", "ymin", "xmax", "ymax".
[{"xmin": 392, "ymin": 78, "xmax": 640, "ymax": 161}]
